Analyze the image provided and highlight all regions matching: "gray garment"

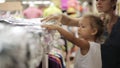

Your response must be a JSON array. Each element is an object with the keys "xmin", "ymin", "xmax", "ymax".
[{"xmin": 0, "ymin": 21, "xmax": 43, "ymax": 68}]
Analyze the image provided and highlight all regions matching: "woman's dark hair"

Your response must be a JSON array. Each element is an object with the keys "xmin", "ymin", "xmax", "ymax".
[{"xmin": 111, "ymin": 0, "xmax": 117, "ymax": 10}]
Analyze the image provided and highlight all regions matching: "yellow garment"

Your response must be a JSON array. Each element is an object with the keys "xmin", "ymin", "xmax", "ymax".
[
  {"xmin": 51, "ymin": 0, "xmax": 61, "ymax": 8},
  {"xmin": 67, "ymin": 7, "xmax": 76, "ymax": 13},
  {"xmin": 67, "ymin": 7, "xmax": 77, "ymax": 18},
  {"xmin": 43, "ymin": 4, "xmax": 62, "ymax": 17}
]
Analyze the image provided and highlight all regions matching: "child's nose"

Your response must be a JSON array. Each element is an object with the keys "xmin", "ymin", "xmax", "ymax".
[{"xmin": 78, "ymin": 27, "xmax": 81, "ymax": 31}]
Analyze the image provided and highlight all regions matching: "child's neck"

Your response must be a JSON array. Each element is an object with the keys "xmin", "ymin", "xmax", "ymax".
[{"xmin": 85, "ymin": 37, "xmax": 97, "ymax": 42}]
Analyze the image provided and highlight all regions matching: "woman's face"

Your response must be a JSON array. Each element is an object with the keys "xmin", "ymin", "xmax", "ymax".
[{"xmin": 96, "ymin": 0, "xmax": 114, "ymax": 13}]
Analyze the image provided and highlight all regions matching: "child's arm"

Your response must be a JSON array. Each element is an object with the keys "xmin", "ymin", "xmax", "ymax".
[{"xmin": 42, "ymin": 24, "xmax": 89, "ymax": 50}]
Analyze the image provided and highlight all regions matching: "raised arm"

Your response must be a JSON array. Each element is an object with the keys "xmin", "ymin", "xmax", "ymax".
[
  {"xmin": 60, "ymin": 14, "xmax": 80, "ymax": 26},
  {"xmin": 41, "ymin": 24, "xmax": 89, "ymax": 50},
  {"xmin": 41, "ymin": 14, "xmax": 80, "ymax": 26}
]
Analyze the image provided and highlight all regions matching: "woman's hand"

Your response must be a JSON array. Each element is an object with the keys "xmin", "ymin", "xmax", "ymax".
[
  {"xmin": 41, "ymin": 14, "xmax": 62, "ymax": 22},
  {"xmin": 41, "ymin": 24, "xmax": 59, "ymax": 30}
]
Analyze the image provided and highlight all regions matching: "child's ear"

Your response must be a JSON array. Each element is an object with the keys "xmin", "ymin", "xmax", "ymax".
[{"xmin": 91, "ymin": 28, "xmax": 97, "ymax": 35}]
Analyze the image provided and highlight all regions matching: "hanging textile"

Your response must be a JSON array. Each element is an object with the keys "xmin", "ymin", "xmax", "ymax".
[
  {"xmin": 61, "ymin": 0, "xmax": 68, "ymax": 11},
  {"xmin": 51, "ymin": 0, "xmax": 61, "ymax": 8},
  {"xmin": 43, "ymin": 3, "xmax": 62, "ymax": 17},
  {"xmin": 37, "ymin": 54, "xmax": 65, "ymax": 68},
  {"xmin": 23, "ymin": 7, "xmax": 43, "ymax": 19},
  {"xmin": 0, "ymin": 19, "xmax": 44, "ymax": 68}
]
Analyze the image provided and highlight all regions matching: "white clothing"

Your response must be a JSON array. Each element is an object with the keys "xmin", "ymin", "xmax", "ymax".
[{"xmin": 74, "ymin": 41, "xmax": 102, "ymax": 68}]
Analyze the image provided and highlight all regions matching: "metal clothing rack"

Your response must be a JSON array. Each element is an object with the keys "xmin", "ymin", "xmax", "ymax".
[{"xmin": 41, "ymin": 46, "xmax": 49, "ymax": 68}]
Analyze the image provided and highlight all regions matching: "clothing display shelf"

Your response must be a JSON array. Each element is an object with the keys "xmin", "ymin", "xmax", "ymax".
[
  {"xmin": 0, "ymin": 2, "xmax": 23, "ymax": 19},
  {"xmin": 0, "ymin": 2, "xmax": 23, "ymax": 11}
]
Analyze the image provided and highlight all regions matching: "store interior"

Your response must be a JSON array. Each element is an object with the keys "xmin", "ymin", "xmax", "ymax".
[
  {"xmin": 0, "ymin": 0, "xmax": 120, "ymax": 68},
  {"xmin": 0, "ymin": 0, "xmax": 97, "ymax": 18},
  {"xmin": 0, "ymin": 0, "xmax": 120, "ymax": 17}
]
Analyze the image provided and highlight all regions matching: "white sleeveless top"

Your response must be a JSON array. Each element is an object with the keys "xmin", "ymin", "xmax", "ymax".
[{"xmin": 74, "ymin": 41, "xmax": 102, "ymax": 68}]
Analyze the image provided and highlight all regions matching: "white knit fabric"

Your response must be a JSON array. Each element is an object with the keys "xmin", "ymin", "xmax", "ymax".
[{"xmin": 74, "ymin": 41, "xmax": 102, "ymax": 68}]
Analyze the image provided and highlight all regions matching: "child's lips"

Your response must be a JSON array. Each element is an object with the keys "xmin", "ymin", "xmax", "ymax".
[
  {"xmin": 78, "ymin": 32, "xmax": 81, "ymax": 35},
  {"xmin": 97, "ymin": 6, "xmax": 103, "ymax": 9}
]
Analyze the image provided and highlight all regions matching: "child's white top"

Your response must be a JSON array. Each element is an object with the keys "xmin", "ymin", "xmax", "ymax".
[{"xmin": 74, "ymin": 41, "xmax": 102, "ymax": 68}]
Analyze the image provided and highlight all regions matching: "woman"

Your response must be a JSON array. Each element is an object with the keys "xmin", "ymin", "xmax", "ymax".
[
  {"xmin": 41, "ymin": 0, "xmax": 120, "ymax": 68},
  {"xmin": 96, "ymin": 0, "xmax": 120, "ymax": 68}
]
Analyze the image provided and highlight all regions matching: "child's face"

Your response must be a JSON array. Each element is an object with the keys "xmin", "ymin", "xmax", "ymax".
[{"xmin": 78, "ymin": 17, "xmax": 96, "ymax": 40}]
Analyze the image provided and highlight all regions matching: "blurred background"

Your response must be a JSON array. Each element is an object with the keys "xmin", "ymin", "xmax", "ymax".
[{"xmin": 0, "ymin": 0, "xmax": 120, "ymax": 18}]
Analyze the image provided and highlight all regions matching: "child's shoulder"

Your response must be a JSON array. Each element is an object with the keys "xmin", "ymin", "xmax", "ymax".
[{"xmin": 88, "ymin": 41, "xmax": 100, "ymax": 46}]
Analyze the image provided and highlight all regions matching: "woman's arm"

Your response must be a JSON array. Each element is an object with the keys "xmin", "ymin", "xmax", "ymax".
[
  {"xmin": 41, "ymin": 14, "xmax": 80, "ymax": 26},
  {"xmin": 60, "ymin": 14, "xmax": 80, "ymax": 26}
]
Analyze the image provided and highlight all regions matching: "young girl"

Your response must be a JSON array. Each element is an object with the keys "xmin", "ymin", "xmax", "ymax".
[{"xmin": 42, "ymin": 14, "xmax": 104, "ymax": 68}]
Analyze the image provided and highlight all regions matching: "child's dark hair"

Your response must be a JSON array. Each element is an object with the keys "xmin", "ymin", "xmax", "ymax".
[{"xmin": 83, "ymin": 15, "xmax": 104, "ymax": 40}]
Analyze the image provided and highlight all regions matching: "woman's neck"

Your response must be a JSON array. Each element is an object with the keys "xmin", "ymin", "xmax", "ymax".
[
  {"xmin": 105, "ymin": 10, "xmax": 118, "ymax": 21},
  {"xmin": 105, "ymin": 11, "xmax": 118, "ymax": 34}
]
